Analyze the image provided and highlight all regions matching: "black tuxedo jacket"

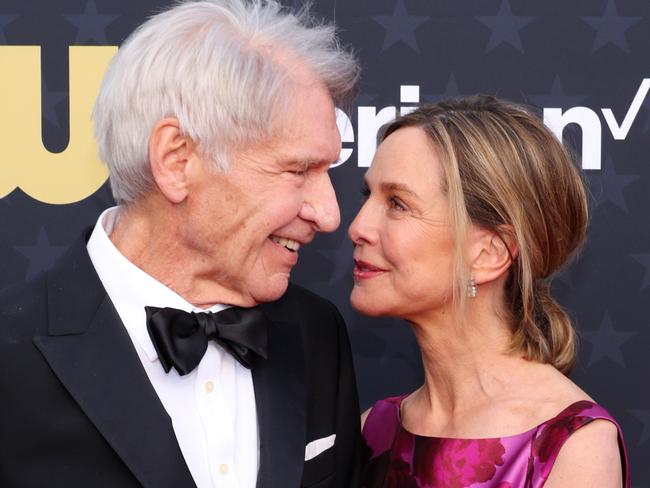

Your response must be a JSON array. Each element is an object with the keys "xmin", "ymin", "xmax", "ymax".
[{"xmin": 0, "ymin": 234, "xmax": 361, "ymax": 487}]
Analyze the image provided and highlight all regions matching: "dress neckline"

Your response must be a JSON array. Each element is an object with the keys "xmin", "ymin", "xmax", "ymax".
[{"xmin": 394, "ymin": 395, "xmax": 597, "ymax": 441}]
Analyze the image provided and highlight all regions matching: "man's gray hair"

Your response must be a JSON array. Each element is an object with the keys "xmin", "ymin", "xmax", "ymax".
[{"xmin": 92, "ymin": 0, "xmax": 359, "ymax": 204}]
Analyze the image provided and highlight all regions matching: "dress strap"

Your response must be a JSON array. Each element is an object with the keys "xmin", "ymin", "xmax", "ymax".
[
  {"xmin": 361, "ymin": 396, "xmax": 405, "ymax": 459},
  {"xmin": 530, "ymin": 400, "xmax": 629, "ymax": 488}
]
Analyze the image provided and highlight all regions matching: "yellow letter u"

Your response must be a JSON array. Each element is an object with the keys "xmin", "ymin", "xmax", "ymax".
[{"xmin": 0, "ymin": 45, "xmax": 116, "ymax": 204}]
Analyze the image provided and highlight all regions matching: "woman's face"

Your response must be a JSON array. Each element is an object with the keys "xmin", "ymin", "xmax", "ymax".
[{"xmin": 348, "ymin": 126, "xmax": 457, "ymax": 320}]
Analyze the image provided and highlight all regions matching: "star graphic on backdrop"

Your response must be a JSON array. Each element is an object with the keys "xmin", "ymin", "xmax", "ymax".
[
  {"xmin": 476, "ymin": 0, "xmax": 535, "ymax": 53},
  {"xmin": 629, "ymin": 409, "xmax": 650, "ymax": 446},
  {"xmin": 63, "ymin": 0, "xmax": 120, "ymax": 45},
  {"xmin": 15, "ymin": 228, "xmax": 68, "ymax": 281},
  {"xmin": 0, "ymin": 14, "xmax": 18, "ymax": 43},
  {"xmin": 581, "ymin": 311, "xmax": 636, "ymax": 368},
  {"xmin": 318, "ymin": 233, "xmax": 354, "ymax": 286},
  {"xmin": 41, "ymin": 81, "xmax": 67, "ymax": 128},
  {"xmin": 580, "ymin": 0, "xmax": 641, "ymax": 53},
  {"xmin": 527, "ymin": 75, "xmax": 588, "ymax": 109},
  {"xmin": 424, "ymin": 73, "xmax": 462, "ymax": 102},
  {"xmin": 372, "ymin": 0, "xmax": 429, "ymax": 53},
  {"xmin": 631, "ymin": 254, "xmax": 650, "ymax": 291},
  {"xmin": 587, "ymin": 155, "xmax": 638, "ymax": 212}
]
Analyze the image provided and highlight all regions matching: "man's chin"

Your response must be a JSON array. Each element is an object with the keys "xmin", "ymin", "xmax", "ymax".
[{"xmin": 249, "ymin": 274, "xmax": 291, "ymax": 305}]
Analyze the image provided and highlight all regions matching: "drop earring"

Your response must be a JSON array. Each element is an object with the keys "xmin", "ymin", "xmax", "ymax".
[{"xmin": 467, "ymin": 277, "xmax": 477, "ymax": 298}]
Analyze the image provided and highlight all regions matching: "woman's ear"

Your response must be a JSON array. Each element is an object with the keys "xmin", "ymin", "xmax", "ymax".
[
  {"xmin": 467, "ymin": 225, "xmax": 518, "ymax": 285},
  {"xmin": 148, "ymin": 117, "xmax": 196, "ymax": 204}
]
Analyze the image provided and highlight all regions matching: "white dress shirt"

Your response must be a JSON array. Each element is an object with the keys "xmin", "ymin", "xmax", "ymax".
[{"xmin": 86, "ymin": 207, "xmax": 258, "ymax": 488}]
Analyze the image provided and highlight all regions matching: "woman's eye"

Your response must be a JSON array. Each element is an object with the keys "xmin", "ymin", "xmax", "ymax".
[
  {"xmin": 360, "ymin": 184, "xmax": 370, "ymax": 201},
  {"xmin": 388, "ymin": 197, "xmax": 406, "ymax": 211}
]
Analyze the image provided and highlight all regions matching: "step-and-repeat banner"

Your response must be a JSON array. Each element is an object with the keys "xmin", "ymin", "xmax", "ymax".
[{"xmin": 1, "ymin": 0, "xmax": 648, "ymax": 481}]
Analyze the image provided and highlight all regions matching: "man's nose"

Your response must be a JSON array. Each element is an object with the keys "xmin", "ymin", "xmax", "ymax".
[{"xmin": 300, "ymin": 171, "xmax": 341, "ymax": 232}]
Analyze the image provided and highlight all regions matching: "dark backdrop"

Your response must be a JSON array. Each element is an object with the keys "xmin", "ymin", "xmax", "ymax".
[{"xmin": 0, "ymin": 0, "xmax": 648, "ymax": 483}]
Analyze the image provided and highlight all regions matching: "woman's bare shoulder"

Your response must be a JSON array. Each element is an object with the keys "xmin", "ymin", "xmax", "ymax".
[
  {"xmin": 543, "ymin": 418, "xmax": 622, "ymax": 488},
  {"xmin": 520, "ymin": 364, "xmax": 623, "ymax": 487}
]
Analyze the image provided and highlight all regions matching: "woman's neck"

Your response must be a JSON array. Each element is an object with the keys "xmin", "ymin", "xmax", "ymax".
[{"xmin": 403, "ymin": 297, "xmax": 531, "ymax": 436}]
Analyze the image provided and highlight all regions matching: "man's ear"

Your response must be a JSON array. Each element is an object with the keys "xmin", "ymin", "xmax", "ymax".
[
  {"xmin": 149, "ymin": 117, "xmax": 196, "ymax": 204},
  {"xmin": 468, "ymin": 225, "xmax": 518, "ymax": 285}
]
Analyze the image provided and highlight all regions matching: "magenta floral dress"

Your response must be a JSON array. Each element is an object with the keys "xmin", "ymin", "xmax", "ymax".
[{"xmin": 361, "ymin": 396, "xmax": 629, "ymax": 488}]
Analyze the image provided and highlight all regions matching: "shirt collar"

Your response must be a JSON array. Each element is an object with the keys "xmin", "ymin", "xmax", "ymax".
[{"xmin": 87, "ymin": 206, "xmax": 227, "ymax": 362}]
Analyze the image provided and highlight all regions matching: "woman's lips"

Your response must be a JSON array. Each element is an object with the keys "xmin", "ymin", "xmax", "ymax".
[{"xmin": 353, "ymin": 259, "xmax": 387, "ymax": 280}]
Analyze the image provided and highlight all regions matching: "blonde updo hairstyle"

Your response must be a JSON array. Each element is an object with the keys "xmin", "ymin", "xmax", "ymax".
[{"xmin": 379, "ymin": 96, "xmax": 589, "ymax": 374}]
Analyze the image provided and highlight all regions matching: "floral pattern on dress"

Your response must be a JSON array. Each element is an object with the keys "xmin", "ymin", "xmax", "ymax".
[
  {"xmin": 413, "ymin": 437, "xmax": 505, "ymax": 488},
  {"xmin": 530, "ymin": 400, "xmax": 594, "ymax": 480},
  {"xmin": 361, "ymin": 396, "xmax": 629, "ymax": 488}
]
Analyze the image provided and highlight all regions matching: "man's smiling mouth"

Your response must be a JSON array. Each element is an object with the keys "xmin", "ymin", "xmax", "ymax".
[{"xmin": 270, "ymin": 235, "xmax": 301, "ymax": 252}]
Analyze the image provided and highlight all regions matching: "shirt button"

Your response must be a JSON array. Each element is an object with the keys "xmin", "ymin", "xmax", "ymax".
[
  {"xmin": 204, "ymin": 381, "xmax": 214, "ymax": 393},
  {"xmin": 219, "ymin": 463, "xmax": 229, "ymax": 475}
]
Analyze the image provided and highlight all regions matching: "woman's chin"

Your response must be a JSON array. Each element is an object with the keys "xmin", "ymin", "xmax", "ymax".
[{"xmin": 350, "ymin": 292, "xmax": 390, "ymax": 317}]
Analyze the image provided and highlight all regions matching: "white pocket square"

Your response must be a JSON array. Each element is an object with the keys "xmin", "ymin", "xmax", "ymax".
[{"xmin": 304, "ymin": 434, "xmax": 336, "ymax": 461}]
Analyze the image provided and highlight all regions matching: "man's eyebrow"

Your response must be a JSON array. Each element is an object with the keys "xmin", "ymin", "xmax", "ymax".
[{"xmin": 297, "ymin": 158, "xmax": 334, "ymax": 169}]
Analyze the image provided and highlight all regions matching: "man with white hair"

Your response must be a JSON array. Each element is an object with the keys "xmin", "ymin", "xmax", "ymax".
[{"xmin": 0, "ymin": 1, "xmax": 361, "ymax": 487}]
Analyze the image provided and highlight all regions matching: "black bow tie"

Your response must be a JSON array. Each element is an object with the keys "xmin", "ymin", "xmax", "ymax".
[{"xmin": 145, "ymin": 306, "xmax": 269, "ymax": 375}]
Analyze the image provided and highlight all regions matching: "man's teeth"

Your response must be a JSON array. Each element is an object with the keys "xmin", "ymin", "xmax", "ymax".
[{"xmin": 270, "ymin": 236, "xmax": 301, "ymax": 252}]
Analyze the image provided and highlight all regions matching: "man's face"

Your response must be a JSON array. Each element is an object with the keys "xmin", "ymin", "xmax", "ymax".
[{"xmin": 182, "ymin": 75, "xmax": 341, "ymax": 307}]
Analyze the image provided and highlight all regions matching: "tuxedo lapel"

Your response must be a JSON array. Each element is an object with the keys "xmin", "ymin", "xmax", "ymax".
[
  {"xmin": 253, "ymin": 315, "xmax": 306, "ymax": 488},
  {"xmin": 34, "ymin": 240, "xmax": 195, "ymax": 488}
]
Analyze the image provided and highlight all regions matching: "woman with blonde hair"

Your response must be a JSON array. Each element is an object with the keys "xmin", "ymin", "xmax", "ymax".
[{"xmin": 351, "ymin": 96, "xmax": 629, "ymax": 487}]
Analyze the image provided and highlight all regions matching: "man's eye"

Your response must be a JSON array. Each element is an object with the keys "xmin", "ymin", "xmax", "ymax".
[{"xmin": 289, "ymin": 163, "xmax": 311, "ymax": 177}]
